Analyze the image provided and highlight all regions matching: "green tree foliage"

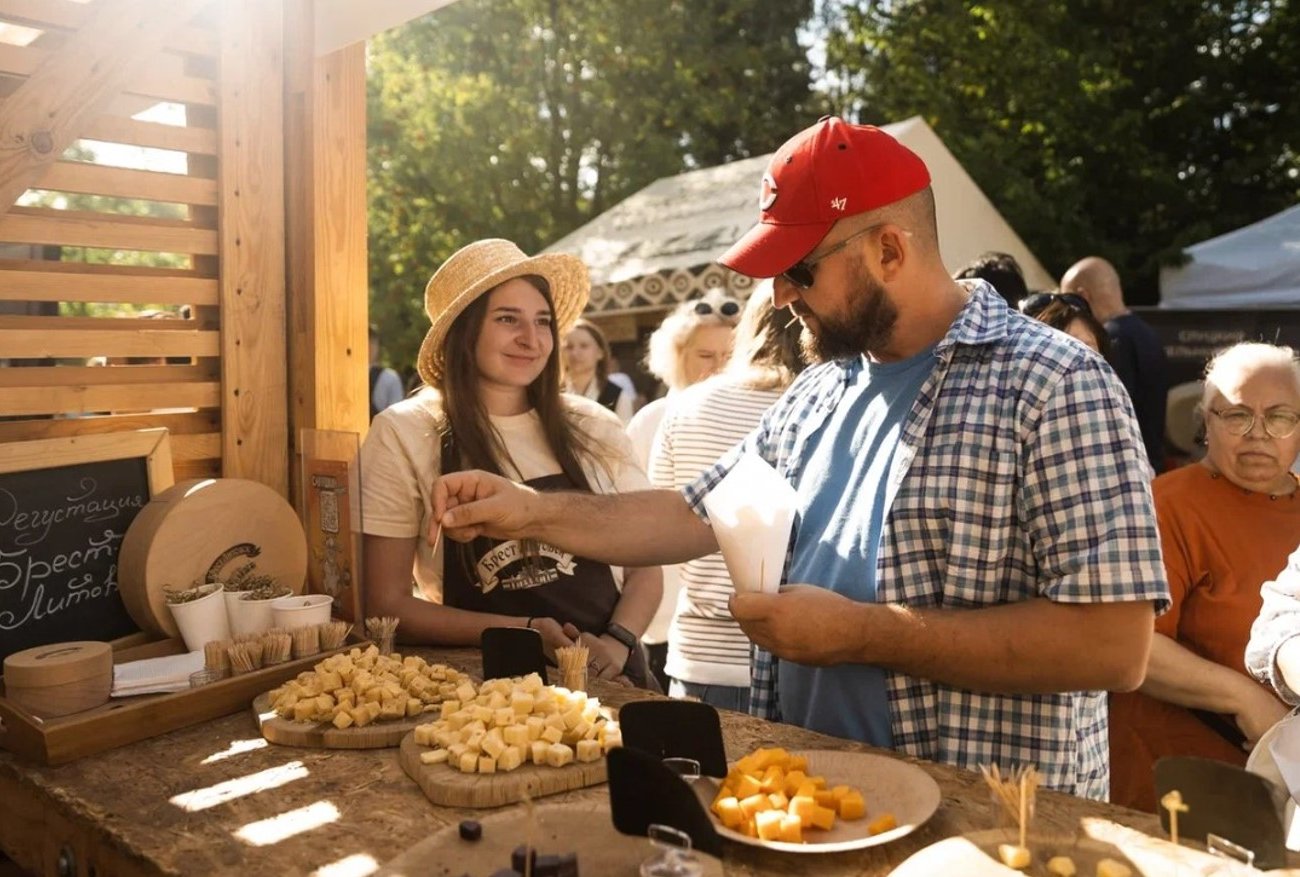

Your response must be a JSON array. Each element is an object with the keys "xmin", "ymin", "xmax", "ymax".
[
  {"xmin": 367, "ymin": 0, "xmax": 824, "ymax": 374},
  {"xmin": 822, "ymin": 0, "xmax": 1300, "ymax": 302}
]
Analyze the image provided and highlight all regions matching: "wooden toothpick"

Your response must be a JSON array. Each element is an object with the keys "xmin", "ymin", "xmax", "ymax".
[
  {"xmin": 1160, "ymin": 790, "xmax": 1189, "ymax": 846},
  {"xmin": 1018, "ymin": 772, "xmax": 1028, "ymax": 851}
]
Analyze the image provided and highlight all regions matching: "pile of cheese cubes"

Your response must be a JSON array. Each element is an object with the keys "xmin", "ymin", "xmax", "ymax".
[
  {"xmin": 267, "ymin": 646, "xmax": 469, "ymax": 728},
  {"xmin": 411, "ymin": 673, "xmax": 622, "ymax": 774},
  {"xmin": 710, "ymin": 747, "xmax": 895, "ymax": 843}
]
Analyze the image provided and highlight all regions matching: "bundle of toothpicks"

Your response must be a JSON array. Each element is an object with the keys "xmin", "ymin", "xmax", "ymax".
[{"xmin": 981, "ymin": 763, "xmax": 1039, "ymax": 861}]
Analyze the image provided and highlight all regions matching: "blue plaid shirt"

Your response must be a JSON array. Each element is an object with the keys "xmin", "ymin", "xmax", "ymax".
[{"xmin": 682, "ymin": 282, "xmax": 1169, "ymax": 800}]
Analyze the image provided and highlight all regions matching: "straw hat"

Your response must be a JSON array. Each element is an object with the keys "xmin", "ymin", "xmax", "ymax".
[
  {"xmin": 1166, "ymin": 380, "xmax": 1205, "ymax": 455},
  {"xmin": 416, "ymin": 239, "xmax": 589, "ymax": 385}
]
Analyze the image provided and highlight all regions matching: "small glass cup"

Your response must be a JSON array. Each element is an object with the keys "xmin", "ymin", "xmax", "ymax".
[{"xmin": 639, "ymin": 824, "xmax": 702, "ymax": 877}]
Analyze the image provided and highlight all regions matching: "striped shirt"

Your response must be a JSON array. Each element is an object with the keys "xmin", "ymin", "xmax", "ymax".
[
  {"xmin": 650, "ymin": 376, "xmax": 783, "ymax": 688},
  {"xmin": 681, "ymin": 282, "xmax": 1169, "ymax": 800}
]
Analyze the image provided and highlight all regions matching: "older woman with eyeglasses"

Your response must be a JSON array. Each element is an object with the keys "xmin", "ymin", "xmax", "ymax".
[{"xmin": 1109, "ymin": 341, "xmax": 1300, "ymax": 811}]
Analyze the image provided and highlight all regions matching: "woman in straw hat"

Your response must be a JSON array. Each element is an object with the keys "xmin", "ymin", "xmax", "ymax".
[
  {"xmin": 359, "ymin": 239, "xmax": 662, "ymax": 689},
  {"xmin": 1109, "ymin": 341, "xmax": 1300, "ymax": 810}
]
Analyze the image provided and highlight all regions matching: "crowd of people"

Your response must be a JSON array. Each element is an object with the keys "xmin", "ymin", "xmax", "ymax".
[{"xmin": 361, "ymin": 116, "xmax": 1300, "ymax": 809}]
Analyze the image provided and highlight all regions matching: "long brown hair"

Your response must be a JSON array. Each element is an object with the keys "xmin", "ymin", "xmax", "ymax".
[{"xmin": 437, "ymin": 275, "xmax": 607, "ymax": 491}]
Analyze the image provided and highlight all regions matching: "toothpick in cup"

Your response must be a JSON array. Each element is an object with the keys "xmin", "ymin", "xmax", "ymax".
[{"xmin": 1160, "ymin": 789, "xmax": 1189, "ymax": 846}]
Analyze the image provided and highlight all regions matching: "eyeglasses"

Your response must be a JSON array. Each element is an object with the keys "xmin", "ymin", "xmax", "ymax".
[
  {"xmin": 1019, "ymin": 292, "xmax": 1092, "ymax": 318},
  {"xmin": 780, "ymin": 223, "xmax": 887, "ymax": 290},
  {"xmin": 1210, "ymin": 407, "xmax": 1300, "ymax": 438},
  {"xmin": 692, "ymin": 299, "xmax": 740, "ymax": 317}
]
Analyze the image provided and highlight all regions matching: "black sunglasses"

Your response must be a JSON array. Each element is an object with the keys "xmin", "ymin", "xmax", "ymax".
[
  {"xmin": 1019, "ymin": 291, "xmax": 1091, "ymax": 318},
  {"xmin": 780, "ymin": 223, "xmax": 886, "ymax": 290},
  {"xmin": 693, "ymin": 299, "xmax": 740, "ymax": 317}
]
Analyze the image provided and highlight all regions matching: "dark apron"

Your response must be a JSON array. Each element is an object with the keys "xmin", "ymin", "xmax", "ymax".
[{"xmin": 440, "ymin": 430, "xmax": 658, "ymax": 690}]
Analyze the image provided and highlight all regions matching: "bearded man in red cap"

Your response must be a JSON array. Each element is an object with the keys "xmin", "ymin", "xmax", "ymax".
[{"xmin": 433, "ymin": 117, "xmax": 1168, "ymax": 801}]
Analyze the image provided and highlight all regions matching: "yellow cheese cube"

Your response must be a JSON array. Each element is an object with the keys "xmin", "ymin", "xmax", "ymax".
[
  {"xmin": 541, "ymin": 725, "xmax": 564, "ymax": 745},
  {"xmin": 734, "ymin": 774, "xmax": 763, "ymax": 799},
  {"xmin": 458, "ymin": 751, "xmax": 477, "ymax": 773},
  {"xmin": 754, "ymin": 810, "xmax": 784, "ymax": 841},
  {"xmin": 713, "ymin": 797, "xmax": 744, "ymax": 830},
  {"xmin": 511, "ymin": 691, "xmax": 535, "ymax": 715},
  {"xmin": 867, "ymin": 813, "xmax": 897, "ymax": 835},
  {"xmin": 601, "ymin": 729, "xmax": 622, "ymax": 752},
  {"xmin": 738, "ymin": 794, "xmax": 772, "ymax": 819},
  {"xmin": 332, "ymin": 710, "xmax": 354, "ymax": 730},
  {"xmin": 498, "ymin": 745, "xmax": 524, "ymax": 772},
  {"xmin": 998, "ymin": 844, "xmax": 1031, "ymax": 870},
  {"xmin": 481, "ymin": 733, "xmax": 506, "ymax": 759},
  {"xmin": 788, "ymin": 795, "xmax": 818, "ymax": 823},
  {"xmin": 778, "ymin": 814, "xmax": 803, "ymax": 844},
  {"xmin": 545, "ymin": 743, "xmax": 574, "ymax": 767},
  {"xmin": 1095, "ymin": 860, "xmax": 1132, "ymax": 877},
  {"xmin": 530, "ymin": 740, "xmax": 549, "ymax": 765},
  {"xmin": 575, "ymin": 739, "xmax": 602, "ymax": 763},
  {"xmin": 477, "ymin": 756, "xmax": 497, "ymax": 774},
  {"xmin": 782, "ymin": 770, "xmax": 807, "ymax": 796},
  {"xmin": 768, "ymin": 792, "xmax": 789, "ymax": 811},
  {"xmin": 503, "ymin": 724, "xmax": 530, "ymax": 748},
  {"xmin": 439, "ymin": 699, "xmax": 461, "ymax": 719},
  {"xmin": 525, "ymin": 716, "xmax": 546, "ymax": 740},
  {"xmin": 406, "ymin": 698, "xmax": 424, "ymax": 717},
  {"xmin": 1046, "ymin": 856, "xmax": 1077, "ymax": 877},
  {"xmin": 413, "ymin": 724, "xmax": 434, "ymax": 747},
  {"xmin": 293, "ymin": 700, "xmax": 316, "ymax": 723},
  {"xmin": 810, "ymin": 805, "xmax": 836, "ymax": 831},
  {"xmin": 839, "ymin": 790, "xmax": 866, "ymax": 820},
  {"xmin": 419, "ymin": 749, "xmax": 449, "ymax": 765}
]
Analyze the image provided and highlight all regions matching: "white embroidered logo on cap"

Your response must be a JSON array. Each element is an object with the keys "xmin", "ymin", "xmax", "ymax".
[
  {"xmin": 830, "ymin": 196, "xmax": 847, "ymax": 211},
  {"xmin": 758, "ymin": 173, "xmax": 778, "ymax": 211}
]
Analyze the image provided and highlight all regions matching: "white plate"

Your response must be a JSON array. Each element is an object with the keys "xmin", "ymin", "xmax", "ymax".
[{"xmin": 691, "ymin": 748, "xmax": 942, "ymax": 853}]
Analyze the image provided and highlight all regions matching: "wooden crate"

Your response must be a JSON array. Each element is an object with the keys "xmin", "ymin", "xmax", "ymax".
[{"xmin": 0, "ymin": 636, "xmax": 365, "ymax": 766}]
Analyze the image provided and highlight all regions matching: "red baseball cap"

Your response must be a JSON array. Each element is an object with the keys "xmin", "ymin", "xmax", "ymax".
[{"xmin": 719, "ymin": 116, "xmax": 932, "ymax": 278}]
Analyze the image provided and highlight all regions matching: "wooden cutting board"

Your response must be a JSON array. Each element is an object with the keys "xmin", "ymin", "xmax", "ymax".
[
  {"xmin": 398, "ymin": 732, "xmax": 608, "ymax": 808},
  {"xmin": 376, "ymin": 800, "xmax": 725, "ymax": 876},
  {"xmin": 251, "ymin": 693, "xmax": 422, "ymax": 749}
]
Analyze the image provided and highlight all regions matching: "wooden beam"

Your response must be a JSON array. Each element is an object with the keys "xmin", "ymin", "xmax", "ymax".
[
  {"xmin": 285, "ymin": 0, "xmax": 369, "ymax": 510},
  {"xmin": 0, "ymin": 0, "xmax": 213, "ymax": 212},
  {"xmin": 0, "ymin": 259, "xmax": 218, "ymax": 305},
  {"xmin": 0, "ymin": 206, "xmax": 217, "ymax": 255},
  {"xmin": 217, "ymin": 0, "xmax": 289, "ymax": 496},
  {"xmin": 33, "ymin": 161, "xmax": 217, "ymax": 206}
]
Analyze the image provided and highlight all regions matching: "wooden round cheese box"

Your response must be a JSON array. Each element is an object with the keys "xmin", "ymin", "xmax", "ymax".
[
  {"xmin": 4, "ymin": 641, "xmax": 113, "ymax": 718},
  {"xmin": 118, "ymin": 478, "xmax": 308, "ymax": 639}
]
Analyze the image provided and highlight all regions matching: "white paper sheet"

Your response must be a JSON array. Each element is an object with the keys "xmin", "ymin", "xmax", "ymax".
[
  {"xmin": 111, "ymin": 650, "xmax": 205, "ymax": 697},
  {"xmin": 702, "ymin": 453, "xmax": 796, "ymax": 595},
  {"xmin": 1263, "ymin": 709, "xmax": 1300, "ymax": 851}
]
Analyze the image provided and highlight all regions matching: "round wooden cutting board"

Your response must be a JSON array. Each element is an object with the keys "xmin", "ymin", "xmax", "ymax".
[
  {"xmin": 376, "ymin": 800, "xmax": 725, "ymax": 876},
  {"xmin": 252, "ymin": 693, "xmax": 422, "ymax": 749},
  {"xmin": 118, "ymin": 478, "xmax": 308, "ymax": 638},
  {"xmin": 398, "ymin": 731, "xmax": 608, "ymax": 809}
]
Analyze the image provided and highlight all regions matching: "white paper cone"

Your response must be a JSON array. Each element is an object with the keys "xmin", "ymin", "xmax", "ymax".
[{"xmin": 703, "ymin": 454, "xmax": 797, "ymax": 595}]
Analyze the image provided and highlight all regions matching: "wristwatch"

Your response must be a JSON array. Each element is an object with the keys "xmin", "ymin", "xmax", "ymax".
[{"xmin": 603, "ymin": 622, "xmax": 639, "ymax": 654}]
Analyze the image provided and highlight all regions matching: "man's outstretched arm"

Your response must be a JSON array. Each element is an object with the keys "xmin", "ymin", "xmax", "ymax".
[{"xmin": 434, "ymin": 469, "xmax": 719, "ymax": 567}]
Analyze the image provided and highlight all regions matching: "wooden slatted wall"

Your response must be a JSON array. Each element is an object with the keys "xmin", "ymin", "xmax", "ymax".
[{"xmin": 0, "ymin": 0, "xmax": 288, "ymax": 491}]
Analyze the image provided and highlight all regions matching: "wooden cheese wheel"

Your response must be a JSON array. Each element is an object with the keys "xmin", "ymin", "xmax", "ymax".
[
  {"xmin": 3, "ymin": 641, "xmax": 113, "ymax": 718},
  {"xmin": 118, "ymin": 478, "xmax": 307, "ymax": 638}
]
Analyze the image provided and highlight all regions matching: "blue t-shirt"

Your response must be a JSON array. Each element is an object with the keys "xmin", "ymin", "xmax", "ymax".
[{"xmin": 779, "ymin": 345, "xmax": 937, "ymax": 746}]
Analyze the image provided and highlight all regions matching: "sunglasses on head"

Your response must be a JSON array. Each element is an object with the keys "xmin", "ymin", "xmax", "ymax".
[
  {"xmin": 693, "ymin": 299, "xmax": 740, "ymax": 317},
  {"xmin": 1019, "ymin": 291, "xmax": 1091, "ymax": 318}
]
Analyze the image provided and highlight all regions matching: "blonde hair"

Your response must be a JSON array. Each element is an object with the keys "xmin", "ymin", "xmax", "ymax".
[
  {"xmin": 1202, "ymin": 341, "xmax": 1300, "ymax": 412},
  {"xmin": 644, "ymin": 289, "xmax": 741, "ymax": 391}
]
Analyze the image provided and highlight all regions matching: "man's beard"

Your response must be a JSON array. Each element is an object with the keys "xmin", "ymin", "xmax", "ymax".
[{"xmin": 797, "ymin": 270, "xmax": 898, "ymax": 363}]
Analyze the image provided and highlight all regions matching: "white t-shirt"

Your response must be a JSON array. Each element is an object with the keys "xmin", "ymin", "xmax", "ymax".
[
  {"xmin": 650, "ymin": 375, "xmax": 782, "ymax": 687},
  {"xmin": 626, "ymin": 395, "xmax": 670, "ymax": 473},
  {"xmin": 360, "ymin": 390, "xmax": 649, "ymax": 602}
]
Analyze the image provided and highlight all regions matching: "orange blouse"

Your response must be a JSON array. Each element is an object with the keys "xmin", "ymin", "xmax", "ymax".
[{"xmin": 1110, "ymin": 463, "xmax": 1300, "ymax": 810}]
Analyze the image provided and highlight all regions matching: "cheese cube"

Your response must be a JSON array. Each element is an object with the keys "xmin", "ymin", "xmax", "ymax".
[
  {"xmin": 481, "ymin": 733, "xmax": 506, "ymax": 759},
  {"xmin": 293, "ymin": 700, "xmax": 317, "ymax": 723},
  {"xmin": 998, "ymin": 845, "xmax": 1031, "ymax": 870},
  {"xmin": 511, "ymin": 691, "xmax": 535, "ymax": 715},
  {"xmin": 448, "ymin": 742, "xmax": 468, "ymax": 761},
  {"xmin": 530, "ymin": 740, "xmax": 549, "ymax": 765},
  {"xmin": 520, "ymin": 672, "xmax": 544, "ymax": 692},
  {"xmin": 755, "ymin": 810, "xmax": 784, "ymax": 841},
  {"xmin": 541, "ymin": 725, "xmax": 564, "ymax": 745},
  {"xmin": 839, "ymin": 790, "xmax": 866, "ymax": 820},
  {"xmin": 332, "ymin": 710, "xmax": 354, "ymax": 730},
  {"xmin": 778, "ymin": 814, "xmax": 803, "ymax": 844},
  {"xmin": 810, "ymin": 805, "xmax": 836, "ymax": 831},
  {"xmin": 458, "ymin": 751, "xmax": 478, "ymax": 773},
  {"xmin": 413, "ymin": 724, "xmax": 434, "ymax": 747},
  {"xmin": 713, "ymin": 797, "xmax": 744, "ymax": 830},
  {"xmin": 575, "ymin": 739, "xmax": 602, "ymax": 763},
  {"xmin": 867, "ymin": 813, "xmax": 897, "ymax": 835},
  {"xmin": 471, "ymin": 705, "xmax": 493, "ymax": 724},
  {"xmin": 1046, "ymin": 857, "xmax": 1077, "ymax": 877},
  {"xmin": 601, "ymin": 728, "xmax": 622, "ymax": 752},
  {"xmin": 486, "ymin": 691, "xmax": 508, "ymax": 710},
  {"xmin": 525, "ymin": 716, "xmax": 546, "ymax": 740},
  {"xmin": 419, "ymin": 749, "xmax": 449, "ymax": 765},
  {"xmin": 477, "ymin": 756, "xmax": 497, "ymax": 774},
  {"xmin": 455, "ymin": 682, "xmax": 477, "ymax": 702},
  {"xmin": 440, "ymin": 700, "xmax": 461, "ymax": 719},
  {"xmin": 503, "ymin": 724, "xmax": 531, "ymax": 748},
  {"xmin": 493, "ymin": 708, "xmax": 515, "ymax": 727},
  {"xmin": 545, "ymin": 712, "xmax": 568, "ymax": 732},
  {"xmin": 545, "ymin": 743, "xmax": 574, "ymax": 768},
  {"xmin": 499, "ymin": 745, "xmax": 524, "ymax": 772}
]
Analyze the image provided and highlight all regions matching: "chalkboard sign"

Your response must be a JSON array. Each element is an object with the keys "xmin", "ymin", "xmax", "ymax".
[{"xmin": 0, "ymin": 430, "xmax": 173, "ymax": 664}]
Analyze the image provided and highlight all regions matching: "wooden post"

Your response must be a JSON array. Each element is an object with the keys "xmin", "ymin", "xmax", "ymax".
[
  {"xmin": 217, "ymin": 0, "xmax": 290, "ymax": 495},
  {"xmin": 283, "ymin": 0, "xmax": 370, "ymax": 512}
]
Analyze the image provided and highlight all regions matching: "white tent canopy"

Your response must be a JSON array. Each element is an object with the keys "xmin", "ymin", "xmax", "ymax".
[
  {"xmin": 1159, "ymin": 205, "xmax": 1300, "ymax": 309},
  {"xmin": 545, "ymin": 116, "xmax": 1054, "ymax": 314}
]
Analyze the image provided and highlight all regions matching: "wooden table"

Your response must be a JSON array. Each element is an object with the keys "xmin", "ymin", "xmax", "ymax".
[{"xmin": 0, "ymin": 647, "xmax": 1284, "ymax": 876}]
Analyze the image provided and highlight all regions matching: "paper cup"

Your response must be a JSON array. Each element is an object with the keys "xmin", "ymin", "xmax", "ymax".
[
  {"xmin": 270, "ymin": 594, "xmax": 332, "ymax": 630},
  {"xmin": 167, "ymin": 584, "xmax": 230, "ymax": 652},
  {"xmin": 228, "ymin": 593, "xmax": 278, "ymax": 638}
]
